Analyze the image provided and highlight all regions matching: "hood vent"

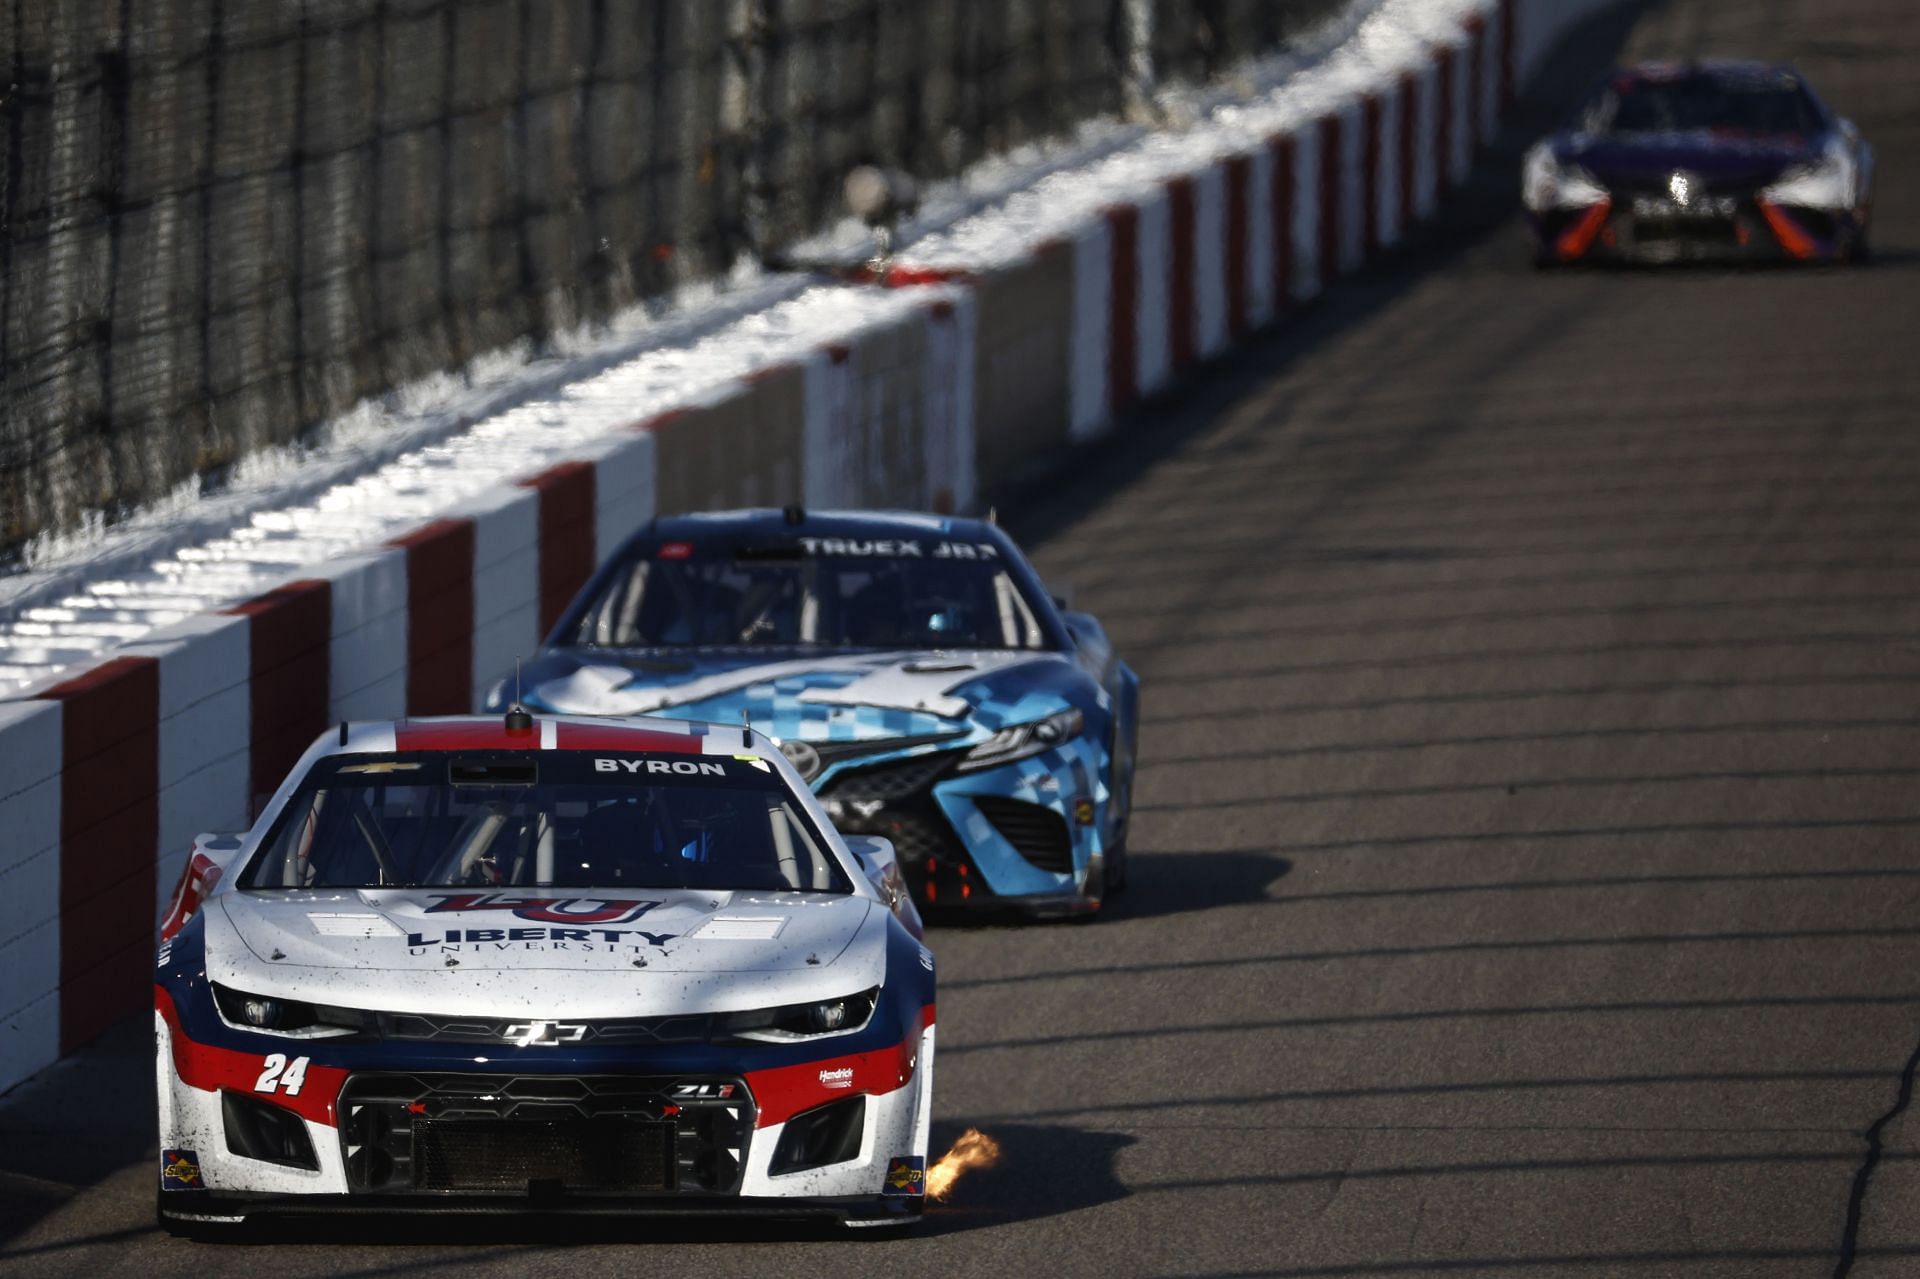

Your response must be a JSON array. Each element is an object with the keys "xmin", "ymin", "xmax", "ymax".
[
  {"xmin": 695, "ymin": 917, "xmax": 787, "ymax": 941},
  {"xmin": 308, "ymin": 913, "xmax": 404, "ymax": 938}
]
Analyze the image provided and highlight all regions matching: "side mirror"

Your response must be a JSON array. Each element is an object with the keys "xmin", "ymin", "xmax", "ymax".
[
  {"xmin": 159, "ymin": 833, "xmax": 245, "ymax": 942},
  {"xmin": 841, "ymin": 835, "xmax": 924, "ymax": 939}
]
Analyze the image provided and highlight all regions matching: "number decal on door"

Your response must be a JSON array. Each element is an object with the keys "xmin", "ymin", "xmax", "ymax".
[{"xmin": 254, "ymin": 1053, "xmax": 311, "ymax": 1096}]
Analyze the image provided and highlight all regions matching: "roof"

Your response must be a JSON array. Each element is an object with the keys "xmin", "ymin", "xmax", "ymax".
[
  {"xmin": 1618, "ymin": 58, "xmax": 1799, "ymax": 80},
  {"xmin": 327, "ymin": 713, "xmax": 760, "ymax": 757},
  {"xmin": 647, "ymin": 507, "xmax": 1000, "ymax": 544}
]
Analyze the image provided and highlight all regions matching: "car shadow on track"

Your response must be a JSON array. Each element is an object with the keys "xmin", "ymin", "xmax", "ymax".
[
  {"xmin": 919, "ymin": 850, "xmax": 1289, "ymax": 930},
  {"xmin": 1103, "ymin": 850, "xmax": 1290, "ymax": 922}
]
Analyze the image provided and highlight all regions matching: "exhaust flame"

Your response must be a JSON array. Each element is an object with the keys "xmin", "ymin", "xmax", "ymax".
[{"xmin": 926, "ymin": 1128, "xmax": 1001, "ymax": 1202}]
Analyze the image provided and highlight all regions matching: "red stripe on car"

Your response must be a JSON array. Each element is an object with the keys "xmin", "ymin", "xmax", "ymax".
[
  {"xmin": 155, "ymin": 987, "xmax": 350, "ymax": 1128},
  {"xmin": 392, "ymin": 719, "xmax": 540, "ymax": 751},
  {"xmin": 742, "ymin": 1005, "xmax": 934, "ymax": 1129},
  {"xmin": 1757, "ymin": 200, "xmax": 1818, "ymax": 260},
  {"xmin": 1556, "ymin": 200, "xmax": 1612, "ymax": 261}
]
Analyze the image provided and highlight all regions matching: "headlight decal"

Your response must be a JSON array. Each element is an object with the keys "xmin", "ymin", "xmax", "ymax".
[
  {"xmin": 956, "ymin": 707, "xmax": 1086, "ymax": 772},
  {"xmin": 1761, "ymin": 148, "xmax": 1857, "ymax": 211},
  {"xmin": 1523, "ymin": 146, "xmax": 1609, "ymax": 212},
  {"xmin": 742, "ymin": 1001, "xmax": 934, "ymax": 1129},
  {"xmin": 717, "ymin": 987, "xmax": 880, "ymax": 1043},
  {"xmin": 158, "ymin": 986, "xmax": 350, "ymax": 1127}
]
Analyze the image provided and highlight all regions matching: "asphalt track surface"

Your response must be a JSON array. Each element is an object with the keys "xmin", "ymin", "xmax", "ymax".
[{"xmin": 7, "ymin": 0, "xmax": 1920, "ymax": 1274}]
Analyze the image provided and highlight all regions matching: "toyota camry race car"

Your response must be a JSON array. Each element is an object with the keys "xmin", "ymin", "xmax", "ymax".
[
  {"xmin": 1525, "ymin": 60, "xmax": 1873, "ymax": 264},
  {"xmin": 155, "ymin": 711, "xmax": 936, "ymax": 1232},
  {"xmin": 488, "ymin": 509, "xmax": 1140, "ymax": 918}
]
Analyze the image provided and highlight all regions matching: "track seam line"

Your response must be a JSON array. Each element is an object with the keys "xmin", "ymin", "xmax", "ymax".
[{"xmin": 1833, "ymin": 1018, "xmax": 1920, "ymax": 1276}]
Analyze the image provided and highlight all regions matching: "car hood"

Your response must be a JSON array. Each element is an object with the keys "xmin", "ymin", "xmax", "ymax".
[
  {"xmin": 522, "ymin": 647, "xmax": 1088, "ymax": 740},
  {"xmin": 1559, "ymin": 130, "xmax": 1816, "ymax": 187},
  {"xmin": 204, "ymin": 888, "xmax": 880, "ymax": 1018}
]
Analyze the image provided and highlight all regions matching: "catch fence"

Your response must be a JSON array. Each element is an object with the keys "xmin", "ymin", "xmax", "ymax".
[{"xmin": 0, "ymin": 0, "xmax": 1342, "ymax": 557}]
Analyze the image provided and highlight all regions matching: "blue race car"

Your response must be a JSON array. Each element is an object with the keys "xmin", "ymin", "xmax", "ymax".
[
  {"xmin": 489, "ymin": 509, "xmax": 1139, "ymax": 918},
  {"xmin": 1523, "ymin": 60, "xmax": 1873, "ymax": 264}
]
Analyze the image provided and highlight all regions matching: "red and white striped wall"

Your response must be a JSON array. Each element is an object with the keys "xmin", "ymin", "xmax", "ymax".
[
  {"xmin": 1061, "ymin": 4, "xmax": 1510, "ymax": 434},
  {"xmin": 0, "ymin": 0, "xmax": 1618, "ymax": 1094}
]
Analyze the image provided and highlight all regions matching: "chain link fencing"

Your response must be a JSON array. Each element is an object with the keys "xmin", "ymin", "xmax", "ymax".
[{"xmin": 0, "ymin": 0, "xmax": 1343, "ymax": 558}]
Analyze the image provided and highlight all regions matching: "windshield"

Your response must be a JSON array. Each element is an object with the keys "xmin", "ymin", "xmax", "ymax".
[
  {"xmin": 1585, "ymin": 71, "xmax": 1824, "ymax": 137},
  {"xmin": 240, "ymin": 751, "xmax": 850, "ymax": 894},
  {"xmin": 568, "ymin": 536, "xmax": 1049, "ymax": 651}
]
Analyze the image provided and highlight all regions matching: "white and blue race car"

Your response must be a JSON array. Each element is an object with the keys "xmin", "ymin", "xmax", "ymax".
[
  {"xmin": 490, "ymin": 509, "xmax": 1141, "ymax": 917},
  {"xmin": 155, "ymin": 711, "xmax": 935, "ymax": 1230}
]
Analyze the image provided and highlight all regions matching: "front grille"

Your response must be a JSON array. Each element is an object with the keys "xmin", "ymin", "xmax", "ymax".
[
  {"xmin": 413, "ymin": 1118, "xmax": 673, "ymax": 1192},
  {"xmin": 973, "ymin": 795, "xmax": 1076, "ymax": 873},
  {"xmin": 819, "ymin": 750, "xmax": 959, "ymax": 802},
  {"xmin": 341, "ymin": 1073, "xmax": 753, "ymax": 1196},
  {"xmin": 1634, "ymin": 218, "xmax": 1742, "ymax": 246},
  {"xmin": 377, "ymin": 1013, "xmax": 711, "ymax": 1046}
]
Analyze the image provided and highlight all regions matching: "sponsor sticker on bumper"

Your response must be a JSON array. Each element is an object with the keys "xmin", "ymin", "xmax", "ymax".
[
  {"xmin": 884, "ymin": 1155, "xmax": 926, "ymax": 1196},
  {"xmin": 161, "ymin": 1149, "xmax": 203, "ymax": 1190}
]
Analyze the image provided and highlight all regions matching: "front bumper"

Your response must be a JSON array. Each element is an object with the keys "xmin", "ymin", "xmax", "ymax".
[
  {"xmin": 816, "ymin": 740, "xmax": 1112, "ymax": 912},
  {"xmin": 156, "ymin": 996, "xmax": 936, "ymax": 1220},
  {"xmin": 1531, "ymin": 198, "xmax": 1863, "ymax": 264},
  {"xmin": 157, "ymin": 1190, "xmax": 925, "ymax": 1228}
]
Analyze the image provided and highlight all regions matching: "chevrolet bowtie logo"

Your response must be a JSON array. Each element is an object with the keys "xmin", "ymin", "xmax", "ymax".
[{"xmin": 504, "ymin": 1020, "xmax": 588, "ymax": 1047}]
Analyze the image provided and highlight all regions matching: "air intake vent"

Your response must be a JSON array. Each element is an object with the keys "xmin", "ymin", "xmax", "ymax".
[{"xmin": 972, "ymin": 795, "xmax": 1074, "ymax": 873}]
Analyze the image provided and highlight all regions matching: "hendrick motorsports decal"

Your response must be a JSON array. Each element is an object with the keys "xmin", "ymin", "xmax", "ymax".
[
  {"xmin": 884, "ymin": 1155, "xmax": 927, "ymax": 1196},
  {"xmin": 423, "ymin": 894, "xmax": 661, "ymax": 925},
  {"xmin": 161, "ymin": 1149, "xmax": 203, "ymax": 1190}
]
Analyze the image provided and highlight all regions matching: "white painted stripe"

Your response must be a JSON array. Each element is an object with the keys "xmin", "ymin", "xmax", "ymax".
[
  {"xmin": 1451, "ymin": 40, "xmax": 1474, "ymax": 187},
  {"xmin": 1246, "ymin": 145, "xmax": 1277, "ymax": 328},
  {"xmin": 1194, "ymin": 166, "xmax": 1230, "ymax": 358},
  {"xmin": 1377, "ymin": 84, "xmax": 1403, "ymax": 249},
  {"xmin": 1068, "ymin": 221, "xmax": 1113, "ymax": 441},
  {"xmin": 1480, "ymin": 7, "xmax": 1503, "ymax": 145},
  {"xmin": 1134, "ymin": 190, "xmax": 1172, "ymax": 395},
  {"xmin": 578, "ymin": 430, "xmax": 655, "ymax": 565},
  {"xmin": 1294, "ymin": 123, "xmax": 1323, "ymax": 301},
  {"xmin": 802, "ymin": 351, "xmax": 848, "ymax": 508},
  {"xmin": 322, "ymin": 550, "xmax": 409, "ymax": 723},
  {"xmin": 1414, "ymin": 61, "xmax": 1441, "ymax": 221},
  {"xmin": 0, "ymin": 696, "xmax": 59, "ymax": 1095},
  {"xmin": 1338, "ymin": 99, "xmax": 1366, "ymax": 275},
  {"xmin": 922, "ymin": 293, "xmax": 978, "ymax": 512}
]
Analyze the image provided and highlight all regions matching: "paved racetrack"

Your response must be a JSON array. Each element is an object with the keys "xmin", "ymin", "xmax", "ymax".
[{"xmin": 7, "ymin": 0, "xmax": 1920, "ymax": 1274}]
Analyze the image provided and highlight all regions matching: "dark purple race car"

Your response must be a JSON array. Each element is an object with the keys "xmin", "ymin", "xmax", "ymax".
[{"xmin": 1523, "ymin": 60, "xmax": 1873, "ymax": 266}]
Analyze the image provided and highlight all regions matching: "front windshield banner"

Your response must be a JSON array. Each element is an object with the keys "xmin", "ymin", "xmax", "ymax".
[
  {"xmin": 571, "ymin": 537, "xmax": 1048, "ymax": 651},
  {"xmin": 240, "ymin": 751, "xmax": 851, "ymax": 895}
]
